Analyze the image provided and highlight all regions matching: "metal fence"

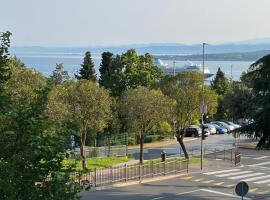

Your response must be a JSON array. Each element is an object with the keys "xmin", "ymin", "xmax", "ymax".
[
  {"xmin": 74, "ymin": 159, "xmax": 188, "ymax": 187},
  {"xmin": 200, "ymin": 147, "xmax": 241, "ymax": 166},
  {"xmin": 69, "ymin": 145, "xmax": 127, "ymax": 158}
]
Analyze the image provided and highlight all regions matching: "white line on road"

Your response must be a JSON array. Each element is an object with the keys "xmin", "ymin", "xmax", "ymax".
[
  {"xmin": 248, "ymin": 161, "xmax": 270, "ymax": 167},
  {"xmin": 228, "ymin": 172, "xmax": 265, "ymax": 180},
  {"xmin": 151, "ymin": 197, "xmax": 164, "ymax": 200},
  {"xmin": 203, "ymin": 168, "xmax": 241, "ymax": 175},
  {"xmin": 176, "ymin": 189, "xmax": 201, "ymax": 196},
  {"xmin": 254, "ymin": 156, "xmax": 270, "ymax": 160},
  {"xmin": 254, "ymin": 179, "xmax": 270, "ymax": 184},
  {"xmin": 216, "ymin": 171, "xmax": 252, "ymax": 177},
  {"xmin": 200, "ymin": 189, "xmax": 251, "ymax": 200},
  {"xmin": 243, "ymin": 174, "xmax": 270, "ymax": 182}
]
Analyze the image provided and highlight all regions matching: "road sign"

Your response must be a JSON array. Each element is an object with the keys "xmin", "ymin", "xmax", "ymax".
[
  {"xmin": 235, "ymin": 181, "xmax": 249, "ymax": 199},
  {"xmin": 200, "ymin": 104, "xmax": 207, "ymax": 114}
]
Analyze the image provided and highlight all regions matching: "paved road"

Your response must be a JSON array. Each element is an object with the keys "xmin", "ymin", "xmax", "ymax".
[
  {"xmin": 82, "ymin": 147, "xmax": 270, "ymax": 200},
  {"xmin": 130, "ymin": 134, "xmax": 245, "ymax": 160}
]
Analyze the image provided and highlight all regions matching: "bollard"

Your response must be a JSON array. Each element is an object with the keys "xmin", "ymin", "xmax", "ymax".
[{"xmin": 161, "ymin": 151, "xmax": 166, "ymax": 162}]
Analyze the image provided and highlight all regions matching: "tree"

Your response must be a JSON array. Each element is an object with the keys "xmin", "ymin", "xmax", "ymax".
[
  {"xmin": 223, "ymin": 81, "xmax": 254, "ymax": 120},
  {"xmin": 242, "ymin": 54, "xmax": 270, "ymax": 148},
  {"xmin": 211, "ymin": 67, "xmax": 231, "ymax": 96},
  {"xmin": 98, "ymin": 49, "xmax": 163, "ymax": 97},
  {"xmin": 0, "ymin": 31, "xmax": 12, "ymax": 109},
  {"xmin": 47, "ymin": 80, "xmax": 113, "ymax": 169},
  {"xmin": 119, "ymin": 87, "xmax": 173, "ymax": 164},
  {"xmin": 99, "ymin": 51, "xmax": 114, "ymax": 87},
  {"xmin": 5, "ymin": 57, "xmax": 47, "ymax": 108},
  {"xmin": 159, "ymin": 72, "xmax": 218, "ymax": 158},
  {"xmin": 211, "ymin": 67, "xmax": 231, "ymax": 120},
  {"xmin": 50, "ymin": 63, "xmax": 70, "ymax": 85},
  {"xmin": 75, "ymin": 51, "xmax": 96, "ymax": 82}
]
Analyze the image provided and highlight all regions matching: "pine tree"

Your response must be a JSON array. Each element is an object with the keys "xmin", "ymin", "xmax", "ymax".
[
  {"xmin": 99, "ymin": 51, "xmax": 113, "ymax": 87},
  {"xmin": 75, "ymin": 51, "xmax": 96, "ymax": 82},
  {"xmin": 211, "ymin": 67, "xmax": 230, "ymax": 95}
]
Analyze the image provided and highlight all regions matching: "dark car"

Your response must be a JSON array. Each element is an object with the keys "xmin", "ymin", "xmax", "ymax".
[{"xmin": 184, "ymin": 125, "xmax": 202, "ymax": 137}]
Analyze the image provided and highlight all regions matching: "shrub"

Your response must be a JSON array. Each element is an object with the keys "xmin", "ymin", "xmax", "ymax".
[{"xmin": 144, "ymin": 135, "xmax": 160, "ymax": 143}]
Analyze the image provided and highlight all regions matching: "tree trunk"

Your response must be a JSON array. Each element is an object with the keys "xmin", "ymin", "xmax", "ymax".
[
  {"xmin": 139, "ymin": 131, "xmax": 144, "ymax": 164},
  {"xmin": 80, "ymin": 125, "xmax": 88, "ymax": 170},
  {"xmin": 176, "ymin": 134, "xmax": 189, "ymax": 159}
]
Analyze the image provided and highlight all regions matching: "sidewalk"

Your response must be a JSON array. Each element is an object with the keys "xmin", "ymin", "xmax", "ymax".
[{"xmin": 128, "ymin": 137, "xmax": 197, "ymax": 150}]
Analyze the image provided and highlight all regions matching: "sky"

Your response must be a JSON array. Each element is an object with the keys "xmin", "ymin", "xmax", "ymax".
[{"xmin": 1, "ymin": 0, "xmax": 270, "ymax": 46}]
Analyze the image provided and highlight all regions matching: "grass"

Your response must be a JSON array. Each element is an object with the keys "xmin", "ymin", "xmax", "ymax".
[{"xmin": 63, "ymin": 156, "xmax": 131, "ymax": 172}]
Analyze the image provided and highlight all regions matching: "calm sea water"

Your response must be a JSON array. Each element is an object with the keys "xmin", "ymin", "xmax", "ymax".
[{"xmin": 12, "ymin": 53, "xmax": 254, "ymax": 80}]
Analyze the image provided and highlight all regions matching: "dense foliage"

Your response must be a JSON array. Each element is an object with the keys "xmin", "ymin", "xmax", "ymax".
[{"xmin": 75, "ymin": 51, "xmax": 96, "ymax": 82}]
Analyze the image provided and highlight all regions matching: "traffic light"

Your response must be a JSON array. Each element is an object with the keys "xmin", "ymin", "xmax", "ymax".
[{"xmin": 202, "ymin": 125, "xmax": 208, "ymax": 140}]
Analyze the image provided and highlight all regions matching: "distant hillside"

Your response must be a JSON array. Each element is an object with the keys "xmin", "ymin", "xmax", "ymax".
[
  {"xmin": 154, "ymin": 50, "xmax": 270, "ymax": 62},
  {"xmin": 10, "ymin": 43, "xmax": 270, "ymax": 56}
]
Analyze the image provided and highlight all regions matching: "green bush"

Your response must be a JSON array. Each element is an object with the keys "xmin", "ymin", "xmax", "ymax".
[
  {"xmin": 128, "ymin": 137, "xmax": 136, "ymax": 145},
  {"xmin": 144, "ymin": 135, "xmax": 160, "ymax": 143}
]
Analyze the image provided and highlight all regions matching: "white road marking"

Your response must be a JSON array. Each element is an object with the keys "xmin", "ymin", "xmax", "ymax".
[
  {"xmin": 248, "ymin": 161, "xmax": 270, "ymax": 167},
  {"xmin": 200, "ymin": 189, "xmax": 251, "ymax": 199},
  {"xmin": 216, "ymin": 171, "xmax": 252, "ymax": 177},
  {"xmin": 243, "ymin": 174, "xmax": 270, "ymax": 182},
  {"xmin": 176, "ymin": 189, "xmax": 201, "ymax": 196},
  {"xmin": 254, "ymin": 179, "xmax": 270, "ymax": 184},
  {"xmin": 151, "ymin": 197, "xmax": 164, "ymax": 200},
  {"xmin": 254, "ymin": 156, "xmax": 270, "ymax": 160},
  {"xmin": 203, "ymin": 168, "xmax": 241, "ymax": 175},
  {"xmin": 228, "ymin": 172, "xmax": 265, "ymax": 180}
]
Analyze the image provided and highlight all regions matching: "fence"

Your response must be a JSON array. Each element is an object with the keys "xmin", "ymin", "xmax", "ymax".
[
  {"xmin": 74, "ymin": 159, "xmax": 188, "ymax": 187},
  {"xmin": 200, "ymin": 147, "xmax": 241, "ymax": 166},
  {"xmin": 69, "ymin": 145, "xmax": 127, "ymax": 158}
]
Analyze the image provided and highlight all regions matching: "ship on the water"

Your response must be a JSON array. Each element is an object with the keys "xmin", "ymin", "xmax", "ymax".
[{"xmin": 155, "ymin": 59, "xmax": 214, "ymax": 79}]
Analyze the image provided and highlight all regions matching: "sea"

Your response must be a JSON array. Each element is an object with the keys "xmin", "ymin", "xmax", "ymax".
[{"xmin": 11, "ymin": 52, "xmax": 254, "ymax": 81}]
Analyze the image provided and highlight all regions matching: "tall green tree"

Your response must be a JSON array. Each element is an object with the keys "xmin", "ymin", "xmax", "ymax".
[
  {"xmin": 99, "ymin": 49, "xmax": 163, "ymax": 96},
  {"xmin": 99, "ymin": 51, "xmax": 114, "ymax": 87},
  {"xmin": 211, "ymin": 67, "xmax": 231, "ymax": 120},
  {"xmin": 119, "ymin": 87, "xmax": 173, "ymax": 164},
  {"xmin": 50, "ymin": 63, "xmax": 70, "ymax": 85},
  {"xmin": 75, "ymin": 51, "xmax": 96, "ymax": 82},
  {"xmin": 242, "ymin": 54, "xmax": 270, "ymax": 148},
  {"xmin": 47, "ymin": 80, "xmax": 113, "ymax": 169},
  {"xmin": 160, "ymin": 72, "xmax": 218, "ymax": 158},
  {"xmin": 0, "ymin": 31, "xmax": 11, "ymax": 109},
  {"xmin": 223, "ymin": 81, "xmax": 254, "ymax": 120},
  {"xmin": 211, "ymin": 67, "xmax": 230, "ymax": 96}
]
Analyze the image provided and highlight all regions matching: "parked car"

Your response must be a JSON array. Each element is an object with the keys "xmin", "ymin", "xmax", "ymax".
[
  {"xmin": 203, "ymin": 124, "xmax": 217, "ymax": 135},
  {"xmin": 210, "ymin": 121, "xmax": 234, "ymax": 132},
  {"xmin": 184, "ymin": 125, "xmax": 202, "ymax": 137},
  {"xmin": 211, "ymin": 124, "xmax": 228, "ymax": 134},
  {"xmin": 237, "ymin": 119, "xmax": 254, "ymax": 126},
  {"xmin": 224, "ymin": 121, "xmax": 241, "ymax": 129}
]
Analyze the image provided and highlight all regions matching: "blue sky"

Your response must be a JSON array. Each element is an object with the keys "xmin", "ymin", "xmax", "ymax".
[{"xmin": 1, "ymin": 0, "xmax": 270, "ymax": 46}]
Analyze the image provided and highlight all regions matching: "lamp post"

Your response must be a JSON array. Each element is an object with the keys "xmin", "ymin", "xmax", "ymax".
[{"xmin": 200, "ymin": 42, "xmax": 207, "ymax": 170}]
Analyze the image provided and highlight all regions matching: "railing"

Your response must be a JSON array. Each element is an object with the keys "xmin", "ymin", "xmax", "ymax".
[
  {"xmin": 200, "ymin": 147, "xmax": 241, "ymax": 166},
  {"xmin": 75, "ymin": 159, "xmax": 188, "ymax": 187}
]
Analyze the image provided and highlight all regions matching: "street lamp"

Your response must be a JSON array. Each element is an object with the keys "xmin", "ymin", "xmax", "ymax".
[{"xmin": 200, "ymin": 42, "xmax": 207, "ymax": 170}]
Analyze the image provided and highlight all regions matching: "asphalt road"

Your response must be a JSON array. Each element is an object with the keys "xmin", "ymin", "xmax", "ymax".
[
  {"xmin": 130, "ymin": 133, "xmax": 244, "ymax": 160},
  {"xmin": 82, "ymin": 137, "xmax": 270, "ymax": 200}
]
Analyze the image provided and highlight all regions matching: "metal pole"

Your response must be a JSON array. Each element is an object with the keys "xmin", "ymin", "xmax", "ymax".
[{"xmin": 201, "ymin": 43, "xmax": 206, "ymax": 170}]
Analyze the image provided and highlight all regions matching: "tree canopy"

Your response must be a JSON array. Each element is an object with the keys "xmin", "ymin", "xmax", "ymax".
[
  {"xmin": 75, "ymin": 51, "xmax": 96, "ymax": 82},
  {"xmin": 119, "ymin": 86, "xmax": 173, "ymax": 163}
]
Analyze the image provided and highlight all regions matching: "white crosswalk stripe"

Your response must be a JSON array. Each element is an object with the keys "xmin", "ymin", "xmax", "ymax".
[
  {"xmin": 254, "ymin": 156, "xmax": 270, "ymax": 160},
  {"xmin": 254, "ymin": 179, "xmax": 270, "ymax": 184},
  {"xmin": 248, "ymin": 161, "xmax": 270, "ymax": 167},
  {"xmin": 203, "ymin": 169, "xmax": 270, "ymax": 185},
  {"xmin": 243, "ymin": 174, "xmax": 270, "ymax": 182},
  {"xmin": 228, "ymin": 172, "xmax": 265, "ymax": 180},
  {"xmin": 203, "ymin": 169, "xmax": 241, "ymax": 175},
  {"xmin": 216, "ymin": 171, "xmax": 252, "ymax": 177}
]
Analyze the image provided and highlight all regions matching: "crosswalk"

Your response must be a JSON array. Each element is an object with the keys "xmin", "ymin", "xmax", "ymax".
[{"xmin": 203, "ymin": 168, "xmax": 270, "ymax": 186}]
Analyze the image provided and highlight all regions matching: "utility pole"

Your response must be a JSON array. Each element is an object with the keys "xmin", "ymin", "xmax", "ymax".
[
  {"xmin": 201, "ymin": 43, "xmax": 207, "ymax": 170},
  {"xmin": 173, "ymin": 60, "xmax": 176, "ymax": 76}
]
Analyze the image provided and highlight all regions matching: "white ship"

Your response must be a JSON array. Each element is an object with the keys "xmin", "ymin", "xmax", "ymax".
[{"xmin": 155, "ymin": 59, "xmax": 214, "ymax": 79}]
